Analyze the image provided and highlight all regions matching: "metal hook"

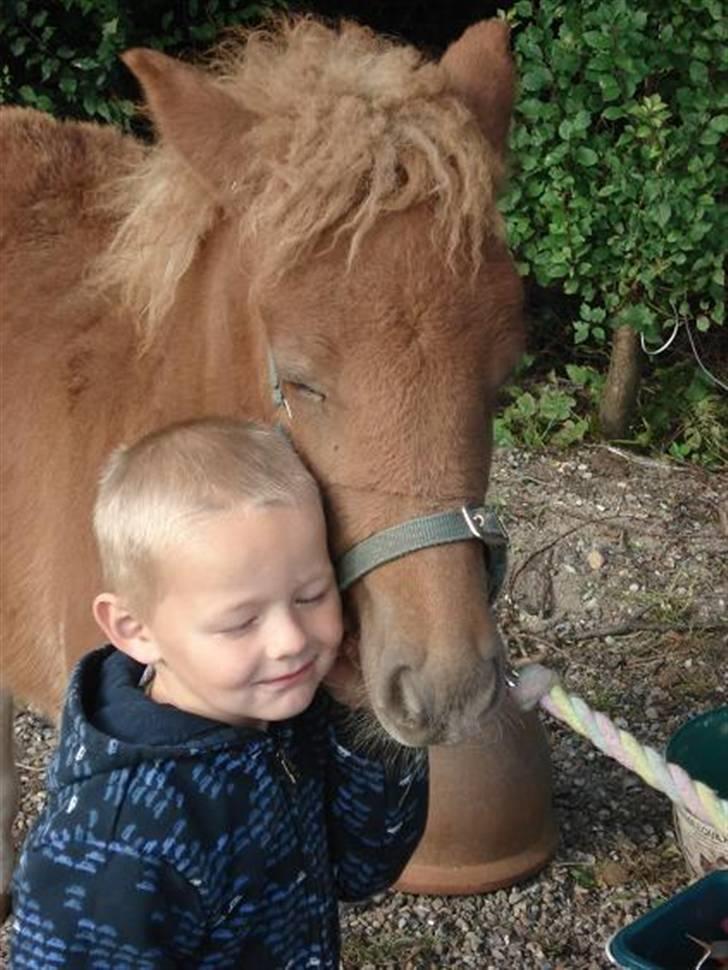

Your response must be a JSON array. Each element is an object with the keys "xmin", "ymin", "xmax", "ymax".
[{"xmin": 461, "ymin": 505, "xmax": 486, "ymax": 540}]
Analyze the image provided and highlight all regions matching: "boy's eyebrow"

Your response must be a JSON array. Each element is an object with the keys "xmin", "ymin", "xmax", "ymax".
[{"xmin": 217, "ymin": 598, "xmax": 262, "ymax": 617}]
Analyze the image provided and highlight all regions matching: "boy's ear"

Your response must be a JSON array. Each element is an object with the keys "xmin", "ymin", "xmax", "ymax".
[{"xmin": 92, "ymin": 593, "xmax": 160, "ymax": 665}]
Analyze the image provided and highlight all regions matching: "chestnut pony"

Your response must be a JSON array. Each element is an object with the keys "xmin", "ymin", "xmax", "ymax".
[{"xmin": 0, "ymin": 16, "xmax": 524, "ymax": 906}]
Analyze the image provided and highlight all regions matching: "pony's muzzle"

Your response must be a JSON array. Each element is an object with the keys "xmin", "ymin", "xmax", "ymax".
[{"xmin": 374, "ymin": 651, "xmax": 504, "ymax": 747}]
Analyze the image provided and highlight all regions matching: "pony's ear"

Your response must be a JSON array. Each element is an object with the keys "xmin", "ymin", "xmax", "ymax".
[
  {"xmin": 440, "ymin": 19, "xmax": 515, "ymax": 163},
  {"xmin": 122, "ymin": 48, "xmax": 252, "ymax": 200}
]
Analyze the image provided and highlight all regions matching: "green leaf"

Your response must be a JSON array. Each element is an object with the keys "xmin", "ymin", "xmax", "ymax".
[
  {"xmin": 539, "ymin": 390, "xmax": 575, "ymax": 421},
  {"xmin": 699, "ymin": 129, "xmax": 721, "ymax": 145},
  {"xmin": 708, "ymin": 114, "xmax": 728, "ymax": 132},
  {"xmin": 522, "ymin": 66, "xmax": 553, "ymax": 92},
  {"xmin": 689, "ymin": 62, "xmax": 709, "ymax": 85},
  {"xmin": 59, "ymin": 75, "xmax": 77, "ymax": 96},
  {"xmin": 599, "ymin": 76, "xmax": 621, "ymax": 101},
  {"xmin": 566, "ymin": 364, "xmax": 592, "ymax": 385},
  {"xmin": 655, "ymin": 203, "xmax": 671, "ymax": 227},
  {"xmin": 551, "ymin": 418, "xmax": 589, "ymax": 447},
  {"xmin": 583, "ymin": 30, "xmax": 607, "ymax": 49},
  {"xmin": 576, "ymin": 147, "xmax": 598, "ymax": 166},
  {"xmin": 513, "ymin": 0, "xmax": 533, "ymax": 16},
  {"xmin": 517, "ymin": 392, "xmax": 537, "ymax": 418},
  {"xmin": 493, "ymin": 419, "xmax": 515, "ymax": 449}
]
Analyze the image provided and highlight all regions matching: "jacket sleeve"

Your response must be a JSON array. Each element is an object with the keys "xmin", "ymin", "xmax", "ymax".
[
  {"xmin": 10, "ymin": 839, "xmax": 207, "ymax": 969},
  {"xmin": 322, "ymin": 695, "xmax": 429, "ymax": 901}
]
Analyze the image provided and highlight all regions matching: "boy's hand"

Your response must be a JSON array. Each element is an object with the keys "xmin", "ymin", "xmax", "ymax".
[{"xmin": 324, "ymin": 637, "xmax": 367, "ymax": 709}]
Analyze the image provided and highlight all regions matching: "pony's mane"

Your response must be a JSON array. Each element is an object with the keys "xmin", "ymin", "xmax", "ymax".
[{"xmin": 97, "ymin": 16, "xmax": 502, "ymax": 334}]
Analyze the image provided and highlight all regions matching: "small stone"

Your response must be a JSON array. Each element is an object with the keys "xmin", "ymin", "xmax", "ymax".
[
  {"xmin": 586, "ymin": 547, "xmax": 605, "ymax": 571},
  {"xmin": 597, "ymin": 860, "xmax": 630, "ymax": 887}
]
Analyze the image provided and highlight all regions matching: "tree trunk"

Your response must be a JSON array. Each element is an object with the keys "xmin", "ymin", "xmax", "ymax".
[{"xmin": 599, "ymin": 324, "xmax": 642, "ymax": 440}]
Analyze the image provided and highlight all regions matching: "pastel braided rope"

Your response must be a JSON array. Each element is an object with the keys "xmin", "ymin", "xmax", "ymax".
[{"xmin": 514, "ymin": 664, "xmax": 728, "ymax": 836}]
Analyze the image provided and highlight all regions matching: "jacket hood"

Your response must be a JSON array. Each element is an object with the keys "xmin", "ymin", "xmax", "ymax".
[{"xmin": 52, "ymin": 646, "xmax": 261, "ymax": 788}]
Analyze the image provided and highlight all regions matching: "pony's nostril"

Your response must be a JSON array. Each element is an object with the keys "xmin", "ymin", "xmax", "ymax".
[{"xmin": 390, "ymin": 667, "xmax": 429, "ymax": 731}]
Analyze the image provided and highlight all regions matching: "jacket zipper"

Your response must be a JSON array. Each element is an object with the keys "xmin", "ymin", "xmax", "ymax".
[
  {"xmin": 274, "ymin": 741, "xmax": 326, "ymax": 954},
  {"xmin": 276, "ymin": 745, "xmax": 298, "ymax": 786}
]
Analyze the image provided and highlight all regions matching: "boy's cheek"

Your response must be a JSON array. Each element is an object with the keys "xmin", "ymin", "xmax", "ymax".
[{"xmin": 319, "ymin": 642, "xmax": 340, "ymax": 677}]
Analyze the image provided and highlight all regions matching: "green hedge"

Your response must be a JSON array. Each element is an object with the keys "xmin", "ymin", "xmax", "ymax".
[
  {"xmin": 501, "ymin": 0, "xmax": 726, "ymax": 349},
  {"xmin": 0, "ymin": 0, "xmax": 286, "ymax": 129}
]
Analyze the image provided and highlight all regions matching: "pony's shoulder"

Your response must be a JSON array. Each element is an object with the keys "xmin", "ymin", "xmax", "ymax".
[
  {"xmin": 0, "ymin": 104, "xmax": 135, "ymax": 148},
  {"xmin": 0, "ymin": 107, "xmax": 142, "ymax": 233},
  {"xmin": 0, "ymin": 107, "xmax": 143, "ymax": 203}
]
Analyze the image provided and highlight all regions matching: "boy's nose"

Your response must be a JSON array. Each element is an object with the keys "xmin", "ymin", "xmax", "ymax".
[{"xmin": 268, "ymin": 609, "xmax": 308, "ymax": 658}]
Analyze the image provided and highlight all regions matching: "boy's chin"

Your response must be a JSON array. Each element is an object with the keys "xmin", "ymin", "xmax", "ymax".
[{"xmin": 262, "ymin": 681, "xmax": 320, "ymax": 721}]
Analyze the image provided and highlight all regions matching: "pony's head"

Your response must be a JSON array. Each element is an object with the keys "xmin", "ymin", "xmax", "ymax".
[{"xmin": 108, "ymin": 16, "xmax": 524, "ymax": 745}]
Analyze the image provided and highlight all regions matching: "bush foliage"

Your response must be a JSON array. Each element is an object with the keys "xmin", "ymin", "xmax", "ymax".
[
  {"xmin": 500, "ymin": 0, "xmax": 726, "ymax": 347},
  {"xmin": 495, "ymin": 0, "xmax": 726, "ymax": 465},
  {"xmin": 0, "ymin": 0, "xmax": 286, "ymax": 129}
]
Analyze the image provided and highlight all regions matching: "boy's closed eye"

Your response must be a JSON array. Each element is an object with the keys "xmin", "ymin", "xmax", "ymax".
[
  {"xmin": 220, "ymin": 616, "xmax": 258, "ymax": 636},
  {"xmin": 295, "ymin": 589, "xmax": 328, "ymax": 605},
  {"xmin": 294, "ymin": 574, "xmax": 337, "ymax": 606}
]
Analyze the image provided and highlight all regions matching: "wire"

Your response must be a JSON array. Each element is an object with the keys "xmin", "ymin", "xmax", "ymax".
[
  {"xmin": 684, "ymin": 317, "xmax": 728, "ymax": 393},
  {"xmin": 640, "ymin": 309, "xmax": 727, "ymax": 393},
  {"xmin": 640, "ymin": 315, "xmax": 681, "ymax": 356}
]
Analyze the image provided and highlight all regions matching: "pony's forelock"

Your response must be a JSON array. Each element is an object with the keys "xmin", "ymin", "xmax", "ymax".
[{"xmin": 95, "ymin": 16, "xmax": 502, "ymax": 339}]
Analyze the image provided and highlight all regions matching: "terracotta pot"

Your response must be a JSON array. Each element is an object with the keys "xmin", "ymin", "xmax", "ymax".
[{"xmin": 395, "ymin": 699, "xmax": 558, "ymax": 895}]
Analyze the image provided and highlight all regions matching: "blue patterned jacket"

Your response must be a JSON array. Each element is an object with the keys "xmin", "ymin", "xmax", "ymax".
[{"xmin": 11, "ymin": 647, "xmax": 428, "ymax": 969}]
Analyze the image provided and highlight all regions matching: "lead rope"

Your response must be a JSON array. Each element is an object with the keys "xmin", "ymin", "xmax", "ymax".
[{"xmin": 511, "ymin": 664, "xmax": 728, "ymax": 835}]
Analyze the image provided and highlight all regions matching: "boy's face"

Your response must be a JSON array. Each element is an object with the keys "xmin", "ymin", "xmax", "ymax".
[{"xmin": 138, "ymin": 499, "xmax": 343, "ymax": 727}]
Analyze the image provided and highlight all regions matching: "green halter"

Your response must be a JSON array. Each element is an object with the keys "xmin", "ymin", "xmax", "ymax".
[{"xmin": 336, "ymin": 504, "xmax": 507, "ymax": 599}]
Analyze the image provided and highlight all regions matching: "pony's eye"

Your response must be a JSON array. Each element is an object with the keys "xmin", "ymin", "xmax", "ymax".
[{"xmin": 285, "ymin": 381, "xmax": 326, "ymax": 403}]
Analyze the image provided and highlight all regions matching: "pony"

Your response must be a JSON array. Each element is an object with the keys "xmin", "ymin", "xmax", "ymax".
[{"xmin": 0, "ymin": 15, "xmax": 524, "ymax": 908}]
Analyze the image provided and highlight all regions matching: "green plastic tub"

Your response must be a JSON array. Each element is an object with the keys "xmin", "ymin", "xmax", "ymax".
[
  {"xmin": 667, "ymin": 706, "xmax": 728, "ymax": 803},
  {"xmin": 605, "ymin": 870, "xmax": 728, "ymax": 969}
]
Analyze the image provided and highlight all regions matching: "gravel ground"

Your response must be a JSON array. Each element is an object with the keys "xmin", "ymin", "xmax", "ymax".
[{"xmin": 1, "ymin": 444, "xmax": 726, "ymax": 968}]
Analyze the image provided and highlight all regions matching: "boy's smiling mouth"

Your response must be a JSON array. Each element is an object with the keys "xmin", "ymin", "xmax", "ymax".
[{"xmin": 259, "ymin": 659, "xmax": 316, "ymax": 686}]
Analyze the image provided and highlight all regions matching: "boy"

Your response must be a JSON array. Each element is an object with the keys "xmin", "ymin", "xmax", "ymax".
[{"xmin": 10, "ymin": 418, "xmax": 428, "ymax": 969}]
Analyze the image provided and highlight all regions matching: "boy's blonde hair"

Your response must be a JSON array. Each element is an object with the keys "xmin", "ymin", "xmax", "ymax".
[{"xmin": 93, "ymin": 417, "xmax": 321, "ymax": 614}]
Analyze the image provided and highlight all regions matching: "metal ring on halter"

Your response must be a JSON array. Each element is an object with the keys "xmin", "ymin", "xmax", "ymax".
[{"xmin": 504, "ymin": 667, "xmax": 520, "ymax": 689}]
